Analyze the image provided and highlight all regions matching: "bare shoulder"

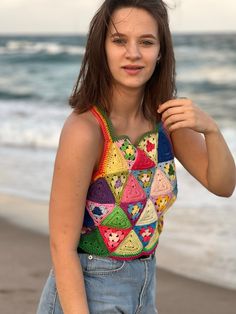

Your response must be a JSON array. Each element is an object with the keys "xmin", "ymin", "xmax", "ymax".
[
  {"xmin": 56, "ymin": 109, "xmax": 104, "ymax": 177},
  {"xmin": 60, "ymin": 109, "xmax": 101, "ymax": 148}
]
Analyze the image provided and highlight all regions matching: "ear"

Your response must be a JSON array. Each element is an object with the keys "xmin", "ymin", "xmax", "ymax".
[{"xmin": 157, "ymin": 53, "xmax": 161, "ymax": 62}]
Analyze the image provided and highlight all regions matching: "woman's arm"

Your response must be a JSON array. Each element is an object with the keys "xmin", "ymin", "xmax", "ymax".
[
  {"xmin": 158, "ymin": 99, "xmax": 236, "ymax": 197},
  {"xmin": 49, "ymin": 110, "xmax": 101, "ymax": 314}
]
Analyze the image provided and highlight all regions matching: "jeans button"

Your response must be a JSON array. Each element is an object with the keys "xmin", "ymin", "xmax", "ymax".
[{"xmin": 88, "ymin": 255, "xmax": 93, "ymax": 260}]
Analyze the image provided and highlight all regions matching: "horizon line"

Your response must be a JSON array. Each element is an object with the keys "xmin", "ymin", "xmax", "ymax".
[{"xmin": 0, "ymin": 30, "xmax": 236, "ymax": 36}]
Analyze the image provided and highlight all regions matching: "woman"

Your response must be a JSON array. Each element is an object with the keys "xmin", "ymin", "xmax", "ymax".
[{"xmin": 37, "ymin": 1, "xmax": 236, "ymax": 313}]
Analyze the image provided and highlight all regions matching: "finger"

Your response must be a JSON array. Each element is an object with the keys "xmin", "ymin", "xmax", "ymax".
[
  {"xmin": 163, "ymin": 113, "xmax": 187, "ymax": 128},
  {"xmin": 161, "ymin": 106, "xmax": 185, "ymax": 122},
  {"xmin": 158, "ymin": 98, "xmax": 191, "ymax": 114}
]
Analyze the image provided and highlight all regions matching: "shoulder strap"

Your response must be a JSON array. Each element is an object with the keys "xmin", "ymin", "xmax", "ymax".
[
  {"xmin": 89, "ymin": 105, "xmax": 114, "ymax": 181},
  {"xmin": 90, "ymin": 105, "xmax": 112, "ymax": 142}
]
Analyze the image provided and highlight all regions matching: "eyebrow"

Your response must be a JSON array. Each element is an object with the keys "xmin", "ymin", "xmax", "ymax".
[{"xmin": 110, "ymin": 32, "xmax": 157, "ymax": 40}]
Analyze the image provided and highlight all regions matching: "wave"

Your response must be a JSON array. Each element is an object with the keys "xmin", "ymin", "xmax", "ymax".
[
  {"xmin": 175, "ymin": 46, "xmax": 236, "ymax": 64},
  {"xmin": 0, "ymin": 100, "xmax": 235, "ymax": 155},
  {"xmin": 0, "ymin": 101, "xmax": 70, "ymax": 149},
  {"xmin": 0, "ymin": 87, "xmax": 69, "ymax": 102},
  {"xmin": 0, "ymin": 89, "xmax": 39, "ymax": 100},
  {"xmin": 177, "ymin": 65, "xmax": 236, "ymax": 85},
  {"xmin": 0, "ymin": 40, "xmax": 85, "ymax": 56}
]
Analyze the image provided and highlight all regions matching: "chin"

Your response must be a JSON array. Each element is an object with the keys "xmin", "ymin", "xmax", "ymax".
[{"xmin": 118, "ymin": 80, "xmax": 147, "ymax": 90}]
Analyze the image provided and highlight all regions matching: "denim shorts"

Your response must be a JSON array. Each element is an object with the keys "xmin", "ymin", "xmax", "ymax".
[{"xmin": 36, "ymin": 253, "xmax": 158, "ymax": 314}]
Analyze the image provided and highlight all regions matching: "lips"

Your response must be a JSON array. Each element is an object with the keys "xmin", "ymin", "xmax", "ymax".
[
  {"xmin": 122, "ymin": 65, "xmax": 144, "ymax": 70},
  {"xmin": 122, "ymin": 65, "xmax": 144, "ymax": 75}
]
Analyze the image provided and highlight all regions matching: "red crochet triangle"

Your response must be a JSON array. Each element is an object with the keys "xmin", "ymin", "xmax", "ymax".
[
  {"xmin": 98, "ymin": 225, "xmax": 131, "ymax": 252},
  {"xmin": 132, "ymin": 148, "xmax": 156, "ymax": 170}
]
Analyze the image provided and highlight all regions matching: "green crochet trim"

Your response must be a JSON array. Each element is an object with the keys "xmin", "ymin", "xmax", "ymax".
[{"xmin": 96, "ymin": 105, "xmax": 161, "ymax": 147}]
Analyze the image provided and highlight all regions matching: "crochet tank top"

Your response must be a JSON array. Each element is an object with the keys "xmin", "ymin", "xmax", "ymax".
[{"xmin": 77, "ymin": 105, "xmax": 178, "ymax": 260}]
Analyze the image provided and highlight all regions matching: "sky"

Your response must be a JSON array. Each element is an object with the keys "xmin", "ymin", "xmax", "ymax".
[{"xmin": 0, "ymin": 0, "xmax": 236, "ymax": 34}]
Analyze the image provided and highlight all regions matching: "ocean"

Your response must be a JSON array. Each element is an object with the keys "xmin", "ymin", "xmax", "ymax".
[{"xmin": 0, "ymin": 34, "xmax": 235, "ymax": 289}]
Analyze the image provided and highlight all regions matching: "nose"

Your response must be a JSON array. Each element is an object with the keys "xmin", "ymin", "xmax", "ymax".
[{"xmin": 124, "ymin": 41, "xmax": 141, "ymax": 60}]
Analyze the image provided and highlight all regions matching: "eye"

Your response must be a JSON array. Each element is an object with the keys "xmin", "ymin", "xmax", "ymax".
[
  {"xmin": 112, "ymin": 38, "xmax": 126, "ymax": 45},
  {"xmin": 140, "ymin": 40, "xmax": 154, "ymax": 46}
]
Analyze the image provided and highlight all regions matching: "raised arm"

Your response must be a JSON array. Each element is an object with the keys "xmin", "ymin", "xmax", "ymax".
[
  {"xmin": 49, "ymin": 110, "xmax": 101, "ymax": 314},
  {"xmin": 158, "ymin": 99, "xmax": 236, "ymax": 197}
]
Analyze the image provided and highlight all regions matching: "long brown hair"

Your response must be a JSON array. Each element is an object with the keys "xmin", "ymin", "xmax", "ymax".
[{"xmin": 69, "ymin": 0, "xmax": 176, "ymax": 123}]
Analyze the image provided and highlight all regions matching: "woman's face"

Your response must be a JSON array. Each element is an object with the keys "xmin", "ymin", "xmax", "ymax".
[{"xmin": 105, "ymin": 7, "xmax": 160, "ymax": 93}]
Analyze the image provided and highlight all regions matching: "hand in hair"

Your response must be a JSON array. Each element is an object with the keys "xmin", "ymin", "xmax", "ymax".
[{"xmin": 158, "ymin": 98, "xmax": 219, "ymax": 134}]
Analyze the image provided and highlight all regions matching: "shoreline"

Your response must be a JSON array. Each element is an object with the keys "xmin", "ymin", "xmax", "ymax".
[{"xmin": 1, "ymin": 216, "xmax": 236, "ymax": 314}]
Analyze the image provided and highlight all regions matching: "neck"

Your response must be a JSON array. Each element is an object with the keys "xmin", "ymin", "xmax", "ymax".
[{"xmin": 109, "ymin": 86, "xmax": 144, "ymax": 120}]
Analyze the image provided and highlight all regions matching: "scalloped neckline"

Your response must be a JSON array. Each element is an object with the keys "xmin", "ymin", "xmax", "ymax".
[{"xmin": 97, "ymin": 106, "xmax": 161, "ymax": 147}]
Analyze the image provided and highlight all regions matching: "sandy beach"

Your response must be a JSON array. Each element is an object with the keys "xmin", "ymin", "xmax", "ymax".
[{"xmin": 0, "ymin": 194, "xmax": 235, "ymax": 314}]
